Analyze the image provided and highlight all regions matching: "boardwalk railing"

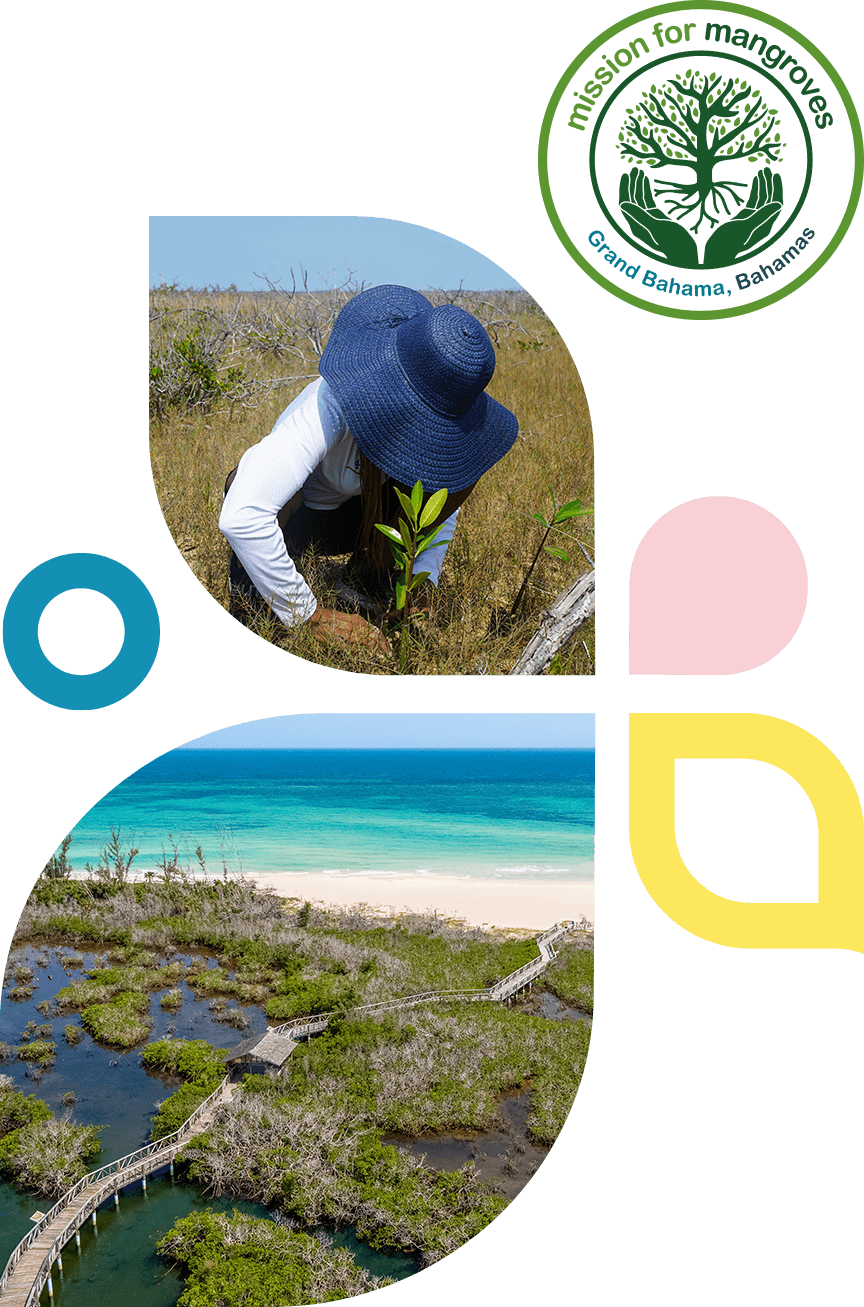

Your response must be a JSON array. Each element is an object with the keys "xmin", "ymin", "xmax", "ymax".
[
  {"xmin": 271, "ymin": 989, "xmax": 492, "ymax": 1040},
  {"xmin": 1, "ymin": 918, "xmax": 588, "ymax": 1303},
  {"xmin": 273, "ymin": 920, "xmax": 578, "ymax": 1039},
  {"xmin": 0, "ymin": 1076, "xmax": 232, "ymax": 1304}
]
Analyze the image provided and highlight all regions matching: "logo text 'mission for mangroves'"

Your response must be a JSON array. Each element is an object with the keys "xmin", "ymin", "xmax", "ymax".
[
  {"xmin": 568, "ymin": 21, "xmax": 833, "ymax": 132},
  {"xmin": 572, "ymin": 18, "xmax": 820, "ymax": 299},
  {"xmin": 538, "ymin": 4, "xmax": 860, "ymax": 317}
]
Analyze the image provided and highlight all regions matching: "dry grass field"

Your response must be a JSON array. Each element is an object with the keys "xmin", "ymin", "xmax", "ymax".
[{"xmin": 149, "ymin": 280, "xmax": 594, "ymax": 674}]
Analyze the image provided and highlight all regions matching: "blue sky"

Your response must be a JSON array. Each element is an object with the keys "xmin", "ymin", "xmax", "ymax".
[
  {"xmin": 149, "ymin": 217, "xmax": 523, "ymax": 292},
  {"xmin": 180, "ymin": 714, "xmax": 594, "ymax": 750}
]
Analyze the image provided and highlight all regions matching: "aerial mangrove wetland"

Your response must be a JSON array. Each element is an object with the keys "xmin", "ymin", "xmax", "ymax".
[{"xmin": 0, "ymin": 847, "xmax": 592, "ymax": 1305}]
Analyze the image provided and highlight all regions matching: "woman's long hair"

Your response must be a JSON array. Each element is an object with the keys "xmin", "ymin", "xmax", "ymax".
[{"xmin": 357, "ymin": 450, "xmax": 397, "ymax": 577}]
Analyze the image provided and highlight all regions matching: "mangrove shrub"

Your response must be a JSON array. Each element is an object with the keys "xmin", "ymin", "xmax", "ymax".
[
  {"xmin": 143, "ymin": 1040, "xmax": 227, "ymax": 1140},
  {"xmin": 157, "ymin": 1208, "xmax": 389, "ymax": 1304},
  {"xmin": 0, "ymin": 1116, "xmax": 102, "ymax": 1197}
]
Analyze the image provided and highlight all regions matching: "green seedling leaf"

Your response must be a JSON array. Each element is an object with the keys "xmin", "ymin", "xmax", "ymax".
[
  {"xmin": 553, "ymin": 499, "xmax": 593, "ymax": 523},
  {"xmin": 419, "ymin": 487, "xmax": 448, "ymax": 529},
  {"xmin": 544, "ymin": 546, "xmax": 570, "ymax": 562},
  {"xmin": 375, "ymin": 525, "xmax": 406, "ymax": 567},
  {"xmin": 532, "ymin": 513, "xmax": 550, "ymax": 526},
  {"xmin": 376, "ymin": 479, "xmax": 449, "ymax": 672},
  {"xmin": 416, "ymin": 523, "xmax": 452, "ymax": 554},
  {"xmin": 394, "ymin": 487, "xmax": 417, "ymax": 525},
  {"xmin": 374, "ymin": 524, "xmax": 403, "ymax": 545}
]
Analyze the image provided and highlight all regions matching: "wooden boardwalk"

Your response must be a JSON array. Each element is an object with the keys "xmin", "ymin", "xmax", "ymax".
[
  {"xmin": 0, "ymin": 1080, "xmax": 236, "ymax": 1306},
  {"xmin": 0, "ymin": 918, "xmax": 589, "ymax": 1304},
  {"xmin": 271, "ymin": 921, "xmax": 580, "ymax": 1039}
]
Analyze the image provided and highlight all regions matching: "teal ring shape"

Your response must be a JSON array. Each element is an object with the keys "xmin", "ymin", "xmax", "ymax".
[{"xmin": 3, "ymin": 554, "xmax": 160, "ymax": 709}]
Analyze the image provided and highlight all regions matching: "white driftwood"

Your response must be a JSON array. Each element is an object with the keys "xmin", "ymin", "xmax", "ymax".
[{"xmin": 509, "ymin": 569, "xmax": 595, "ymax": 675}]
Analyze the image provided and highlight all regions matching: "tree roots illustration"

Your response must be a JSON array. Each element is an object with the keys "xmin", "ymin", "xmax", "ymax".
[
  {"xmin": 619, "ymin": 167, "xmax": 784, "ymax": 268},
  {"xmin": 655, "ymin": 176, "xmax": 749, "ymax": 230}
]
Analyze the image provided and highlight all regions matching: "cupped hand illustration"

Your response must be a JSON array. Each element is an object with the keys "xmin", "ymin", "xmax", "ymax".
[
  {"xmin": 703, "ymin": 169, "xmax": 784, "ymax": 267},
  {"xmin": 618, "ymin": 169, "xmax": 699, "ymax": 268}
]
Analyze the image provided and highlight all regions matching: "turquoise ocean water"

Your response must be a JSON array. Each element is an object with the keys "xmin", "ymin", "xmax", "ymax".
[{"xmin": 64, "ymin": 748, "xmax": 594, "ymax": 882}]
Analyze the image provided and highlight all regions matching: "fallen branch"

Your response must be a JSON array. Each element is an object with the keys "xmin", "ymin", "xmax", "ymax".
[{"xmin": 509, "ymin": 569, "xmax": 595, "ymax": 675}]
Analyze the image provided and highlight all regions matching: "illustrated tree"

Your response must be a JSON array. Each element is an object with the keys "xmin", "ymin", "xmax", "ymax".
[{"xmin": 617, "ymin": 70, "xmax": 786, "ymax": 234}]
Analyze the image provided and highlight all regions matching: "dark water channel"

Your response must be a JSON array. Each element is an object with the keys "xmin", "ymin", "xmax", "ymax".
[
  {"xmin": 0, "ymin": 945, "xmax": 416, "ymax": 1304},
  {"xmin": 0, "ymin": 945, "xmax": 584, "ymax": 1304},
  {"xmin": 382, "ymin": 990, "xmax": 588, "ymax": 1201}
]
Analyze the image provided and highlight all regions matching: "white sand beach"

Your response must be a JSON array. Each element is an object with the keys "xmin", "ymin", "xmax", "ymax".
[
  {"xmin": 70, "ymin": 868, "xmax": 593, "ymax": 932},
  {"xmin": 240, "ymin": 872, "xmax": 594, "ymax": 932}
]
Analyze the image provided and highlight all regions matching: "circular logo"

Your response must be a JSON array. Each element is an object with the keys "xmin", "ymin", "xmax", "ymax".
[
  {"xmin": 3, "ymin": 554, "xmax": 160, "ymax": 710},
  {"xmin": 539, "ymin": 3, "xmax": 861, "ymax": 318}
]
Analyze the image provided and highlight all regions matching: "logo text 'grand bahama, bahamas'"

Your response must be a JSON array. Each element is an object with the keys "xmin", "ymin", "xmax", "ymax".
[{"xmin": 539, "ymin": 4, "xmax": 861, "ymax": 318}]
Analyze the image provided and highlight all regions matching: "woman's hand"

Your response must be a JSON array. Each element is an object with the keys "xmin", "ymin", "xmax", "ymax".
[{"xmin": 307, "ymin": 607, "xmax": 390, "ymax": 653}]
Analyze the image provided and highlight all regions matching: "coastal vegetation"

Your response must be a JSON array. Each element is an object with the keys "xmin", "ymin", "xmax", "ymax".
[
  {"xmin": 149, "ymin": 281, "xmax": 594, "ymax": 674},
  {"xmin": 0, "ymin": 1079, "xmax": 101, "ymax": 1197},
  {"xmin": 143, "ymin": 1039, "xmax": 227, "ymax": 1138},
  {"xmin": 156, "ymin": 1210, "xmax": 392, "ymax": 1303},
  {"xmin": 1, "ymin": 851, "xmax": 593, "ymax": 1300}
]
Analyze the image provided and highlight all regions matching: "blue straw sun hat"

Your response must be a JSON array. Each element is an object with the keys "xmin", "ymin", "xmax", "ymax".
[{"xmin": 318, "ymin": 285, "xmax": 518, "ymax": 493}]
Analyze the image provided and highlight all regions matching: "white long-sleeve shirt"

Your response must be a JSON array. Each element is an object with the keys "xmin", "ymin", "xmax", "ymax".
[{"xmin": 219, "ymin": 378, "xmax": 457, "ymax": 626}]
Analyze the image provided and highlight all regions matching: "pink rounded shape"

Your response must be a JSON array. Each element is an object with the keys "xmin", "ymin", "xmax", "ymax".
[{"xmin": 630, "ymin": 497, "xmax": 808, "ymax": 674}]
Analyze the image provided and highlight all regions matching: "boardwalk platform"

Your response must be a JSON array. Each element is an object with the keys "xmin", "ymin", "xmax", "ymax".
[{"xmin": 0, "ymin": 918, "xmax": 587, "ymax": 1304}]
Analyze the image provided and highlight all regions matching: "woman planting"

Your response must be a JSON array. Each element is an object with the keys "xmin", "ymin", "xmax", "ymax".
[{"xmin": 219, "ymin": 284, "xmax": 518, "ymax": 648}]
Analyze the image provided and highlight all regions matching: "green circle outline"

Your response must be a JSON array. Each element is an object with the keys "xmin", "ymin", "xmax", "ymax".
[{"xmin": 538, "ymin": 1, "xmax": 862, "ymax": 319}]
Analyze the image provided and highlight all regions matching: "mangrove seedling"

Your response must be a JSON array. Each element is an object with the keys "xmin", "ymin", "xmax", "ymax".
[
  {"xmin": 509, "ymin": 485, "xmax": 593, "ymax": 618},
  {"xmin": 375, "ymin": 480, "xmax": 451, "ymax": 672}
]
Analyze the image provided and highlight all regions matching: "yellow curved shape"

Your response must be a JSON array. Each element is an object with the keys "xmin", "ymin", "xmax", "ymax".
[{"xmin": 630, "ymin": 714, "xmax": 864, "ymax": 954}]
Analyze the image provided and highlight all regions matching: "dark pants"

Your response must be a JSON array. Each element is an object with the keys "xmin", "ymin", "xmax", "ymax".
[{"xmin": 228, "ymin": 497, "xmax": 366, "ymax": 602}]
